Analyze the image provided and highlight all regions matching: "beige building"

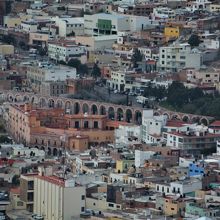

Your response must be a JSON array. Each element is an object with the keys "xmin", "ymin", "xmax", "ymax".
[
  {"xmin": 3, "ymin": 14, "xmax": 31, "ymax": 28},
  {"xmin": 0, "ymin": 44, "xmax": 14, "ymax": 55},
  {"xmin": 34, "ymin": 174, "xmax": 85, "ymax": 220},
  {"xmin": 29, "ymin": 32, "xmax": 49, "ymax": 47},
  {"xmin": 75, "ymin": 35, "xmax": 118, "ymax": 51}
]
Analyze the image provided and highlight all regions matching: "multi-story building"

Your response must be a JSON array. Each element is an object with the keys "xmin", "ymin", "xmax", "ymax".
[
  {"xmin": 20, "ymin": 174, "xmax": 36, "ymax": 212},
  {"xmin": 48, "ymin": 41, "xmax": 86, "ymax": 63},
  {"xmin": 142, "ymin": 110, "xmax": 167, "ymax": 144},
  {"xmin": 20, "ymin": 20, "xmax": 38, "ymax": 33},
  {"xmin": 152, "ymin": 7, "xmax": 176, "ymax": 20},
  {"xmin": 26, "ymin": 63, "xmax": 76, "ymax": 93},
  {"xmin": 159, "ymin": 43, "xmax": 202, "ymax": 72},
  {"xmin": 6, "ymin": 103, "xmax": 115, "ymax": 152},
  {"xmin": 186, "ymin": 68, "xmax": 220, "ymax": 85},
  {"xmin": 40, "ymin": 81, "xmax": 67, "ymax": 96},
  {"xmin": 52, "ymin": 16, "xmax": 84, "ymax": 37},
  {"xmin": 84, "ymin": 13, "xmax": 150, "ymax": 36},
  {"xmin": 163, "ymin": 126, "xmax": 220, "ymax": 155},
  {"xmin": 34, "ymin": 173, "xmax": 85, "ymax": 219}
]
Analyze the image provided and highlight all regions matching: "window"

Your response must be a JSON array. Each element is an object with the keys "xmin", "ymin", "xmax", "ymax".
[
  {"xmin": 81, "ymin": 195, "xmax": 85, "ymax": 200},
  {"xmin": 81, "ymin": 207, "xmax": 85, "ymax": 212},
  {"xmin": 108, "ymin": 203, "xmax": 114, "ymax": 207}
]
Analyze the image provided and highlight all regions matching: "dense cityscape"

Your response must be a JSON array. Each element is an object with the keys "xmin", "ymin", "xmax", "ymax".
[{"xmin": 1, "ymin": 0, "xmax": 220, "ymax": 219}]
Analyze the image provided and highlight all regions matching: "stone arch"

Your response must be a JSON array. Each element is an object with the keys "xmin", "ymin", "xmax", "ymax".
[
  {"xmin": 39, "ymin": 97, "xmax": 47, "ymax": 108},
  {"xmin": 99, "ymin": 105, "xmax": 106, "ymax": 115},
  {"xmin": 163, "ymin": 112, "xmax": 170, "ymax": 119},
  {"xmin": 56, "ymin": 99, "xmax": 64, "ymax": 108},
  {"xmin": 125, "ymin": 109, "xmax": 133, "ymax": 123},
  {"xmin": 40, "ymin": 146, "xmax": 45, "ymax": 151},
  {"xmin": 65, "ymin": 101, "xmax": 71, "ymax": 113},
  {"xmin": 15, "ymin": 94, "xmax": 22, "ymax": 102},
  {"xmin": 135, "ymin": 110, "xmax": 142, "ymax": 124},
  {"xmin": 30, "ymin": 96, "xmax": 39, "ymax": 104},
  {"xmin": 23, "ymin": 95, "xmax": 30, "ymax": 102},
  {"xmin": 200, "ymin": 117, "xmax": 208, "ymax": 126},
  {"xmin": 154, "ymin": 111, "xmax": 160, "ymax": 116},
  {"xmin": 48, "ymin": 99, "xmax": 55, "ymax": 108},
  {"xmin": 47, "ymin": 147, "xmax": 52, "ymax": 156},
  {"xmin": 182, "ymin": 115, "xmax": 190, "ymax": 122},
  {"xmin": 53, "ymin": 148, "xmax": 58, "ymax": 156},
  {"xmin": 73, "ymin": 102, "xmax": 80, "ymax": 114},
  {"xmin": 108, "ymin": 107, "xmax": 115, "ymax": 120},
  {"xmin": 171, "ymin": 114, "xmax": 181, "ymax": 120},
  {"xmin": 82, "ymin": 103, "xmax": 89, "ymax": 114},
  {"xmin": 117, "ymin": 108, "xmax": 124, "ymax": 121},
  {"xmin": 91, "ymin": 104, "xmax": 98, "ymax": 115},
  {"xmin": 7, "ymin": 93, "xmax": 14, "ymax": 102}
]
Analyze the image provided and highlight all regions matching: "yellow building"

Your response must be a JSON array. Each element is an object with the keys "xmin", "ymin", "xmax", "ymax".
[
  {"xmin": 164, "ymin": 197, "xmax": 185, "ymax": 216},
  {"xmin": 116, "ymin": 159, "xmax": 135, "ymax": 173},
  {"xmin": 208, "ymin": 4, "xmax": 220, "ymax": 12},
  {"xmin": 164, "ymin": 26, "xmax": 180, "ymax": 39},
  {"xmin": 3, "ymin": 14, "xmax": 31, "ymax": 28},
  {"xmin": 0, "ymin": 44, "xmax": 14, "ymax": 55}
]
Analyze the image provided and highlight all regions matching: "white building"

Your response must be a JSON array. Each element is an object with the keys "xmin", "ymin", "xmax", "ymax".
[
  {"xmin": 20, "ymin": 20, "xmax": 38, "ymax": 32},
  {"xmin": 52, "ymin": 16, "xmax": 84, "ymax": 37},
  {"xmin": 108, "ymin": 69, "xmax": 134, "ymax": 92},
  {"xmin": 115, "ymin": 125, "xmax": 141, "ymax": 146},
  {"xmin": 156, "ymin": 178, "xmax": 202, "ymax": 195},
  {"xmin": 152, "ymin": 7, "xmax": 176, "ymax": 20},
  {"xmin": 135, "ymin": 150, "xmax": 155, "ymax": 168},
  {"xmin": 142, "ymin": 110, "xmax": 167, "ymax": 144},
  {"xmin": 84, "ymin": 13, "xmax": 151, "ymax": 36},
  {"xmin": 12, "ymin": 146, "xmax": 45, "ymax": 157},
  {"xmin": 159, "ymin": 43, "xmax": 202, "ymax": 72},
  {"xmin": 27, "ymin": 63, "xmax": 77, "ymax": 83},
  {"xmin": 34, "ymin": 174, "xmax": 86, "ymax": 219},
  {"xmin": 48, "ymin": 42, "xmax": 86, "ymax": 62},
  {"xmin": 186, "ymin": 0, "xmax": 212, "ymax": 12}
]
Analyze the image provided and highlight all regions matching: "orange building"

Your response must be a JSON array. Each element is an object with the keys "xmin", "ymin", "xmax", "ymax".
[{"xmin": 7, "ymin": 103, "xmax": 115, "ymax": 154}]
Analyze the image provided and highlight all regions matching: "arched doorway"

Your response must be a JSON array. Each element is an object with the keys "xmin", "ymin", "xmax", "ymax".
[
  {"xmin": 91, "ymin": 104, "xmax": 98, "ymax": 115},
  {"xmin": 48, "ymin": 99, "xmax": 55, "ymax": 108},
  {"xmin": 135, "ymin": 111, "xmax": 142, "ymax": 124},
  {"xmin": 82, "ymin": 103, "xmax": 89, "ymax": 114},
  {"xmin": 125, "ymin": 109, "xmax": 133, "ymax": 123},
  {"xmin": 57, "ymin": 100, "xmax": 63, "ymax": 108},
  {"xmin": 182, "ymin": 115, "xmax": 190, "ymax": 122},
  {"xmin": 108, "ymin": 107, "xmax": 115, "ymax": 120},
  {"xmin": 99, "ymin": 105, "xmax": 106, "ymax": 115},
  {"xmin": 53, "ymin": 148, "xmax": 58, "ymax": 156},
  {"xmin": 65, "ymin": 101, "xmax": 71, "ymax": 113},
  {"xmin": 200, "ymin": 117, "xmax": 208, "ymax": 126},
  {"xmin": 40, "ymin": 98, "xmax": 47, "ymax": 108},
  {"xmin": 73, "ymin": 102, "xmax": 80, "ymax": 114},
  {"xmin": 48, "ymin": 147, "xmax": 52, "ymax": 156},
  {"xmin": 117, "ymin": 108, "xmax": 124, "ymax": 121}
]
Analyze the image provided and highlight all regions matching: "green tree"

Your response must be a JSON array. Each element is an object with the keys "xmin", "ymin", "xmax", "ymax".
[
  {"xmin": 188, "ymin": 34, "xmax": 201, "ymax": 47},
  {"xmin": 78, "ymin": 64, "xmax": 89, "ymax": 75},
  {"xmin": 68, "ymin": 59, "xmax": 81, "ymax": 69},
  {"xmin": 91, "ymin": 63, "xmax": 101, "ymax": 79},
  {"xmin": 131, "ymin": 48, "xmax": 143, "ymax": 68}
]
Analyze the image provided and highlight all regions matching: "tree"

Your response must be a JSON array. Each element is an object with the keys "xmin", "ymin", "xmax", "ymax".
[
  {"xmin": 131, "ymin": 48, "xmax": 143, "ymax": 68},
  {"xmin": 91, "ymin": 63, "xmax": 101, "ymax": 79},
  {"xmin": 67, "ymin": 59, "xmax": 81, "ymax": 69},
  {"xmin": 78, "ymin": 64, "xmax": 89, "ymax": 75},
  {"xmin": 38, "ymin": 46, "xmax": 47, "ymax": 56},
  {"xmin": 188, "ymin": 34, "xmax": 201, "ymax": 47}
]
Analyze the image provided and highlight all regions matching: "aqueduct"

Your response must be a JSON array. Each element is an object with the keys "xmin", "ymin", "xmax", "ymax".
[{"xmin": 1, "ymin": 91, "xmax": 214, "ymax": 125}]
